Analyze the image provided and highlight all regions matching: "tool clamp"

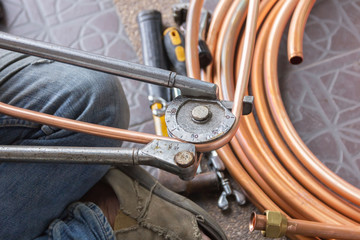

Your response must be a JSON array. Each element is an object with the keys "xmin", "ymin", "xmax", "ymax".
[{"xmin": 0, "ymin": 32, "xmax": 252, "ymax": 181}]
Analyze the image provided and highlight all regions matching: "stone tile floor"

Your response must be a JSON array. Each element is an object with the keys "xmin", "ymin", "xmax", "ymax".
[{"xmin": 1, "ymin": 0, "xmax": 360, "ymax": 239}]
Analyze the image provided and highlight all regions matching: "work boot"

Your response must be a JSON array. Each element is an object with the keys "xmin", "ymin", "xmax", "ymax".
[{"xmin": 102, "ymin": 166, "xmax": 227, "ymax": 240}]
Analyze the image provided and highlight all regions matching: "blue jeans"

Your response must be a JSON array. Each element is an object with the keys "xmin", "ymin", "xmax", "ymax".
[{"xmin": 0, "ymin": 50, "xmax": 129, "ymax": 240}]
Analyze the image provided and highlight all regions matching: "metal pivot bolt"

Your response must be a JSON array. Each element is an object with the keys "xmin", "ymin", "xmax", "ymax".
[
  {"xmin": 174, "ymin": 151, "xmax": 195, "ymax": 168},
  {"xmin": 192, "ymin": 105, "xmax": 210, "ymax": 122}
]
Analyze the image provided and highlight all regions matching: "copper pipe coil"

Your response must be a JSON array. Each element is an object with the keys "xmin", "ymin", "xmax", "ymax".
[
  {"xmin": 250, "ymin": 212, "xmax": 360, "ymax": 239},
  {"xmin": 263, "ymin": 0, "xmax": 360, "ymax": 205},
  {"xmin": 242, "ymin": 0, "xmax": 360, "ymax": 227},
  {"xmin": 236, "ymin": 1, "xmax": 309, "ymax": 221},
  {"xmin": 217, "ymin": 1, "xmax": 310, "ymax": 221},
  {"xmin": 245, "ymin": 0, "xmax": 360, "ymax": 224},
  {"xmin": 205, "ymin": 1, "xmax": 312, "ymax": 236},
  {"xmin": 190, "ymin": 0, "xmax": 314, "ymax": 239},
  {"xmin": 216, "ymin": 0, "xmax": 248, "ymax": 101},
  {"xmin": 232, "ymin": 0, "xmax": 356, "ymax": 226},
  {"xmin": 186, "ymin": 0, "xmax": 360, "ymax": 238},
  {"xmin": 251, "ymin": 1, "xmax": 360, "ymax": 222}
]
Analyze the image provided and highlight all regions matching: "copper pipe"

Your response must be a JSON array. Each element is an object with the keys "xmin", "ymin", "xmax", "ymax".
[
  {"xmin": 0, "ymin": 0, "xmax": 257, "ymax": 154},
  {"xmin": 185, "ymin": 0, "xmax": 203, "ymax": 79},
  {"xmin": 204, "ymin": 1, "xmax": 318, "ymax": 239},
  {"xmin": 0, "ymin": 100, "xmax": 238, "ymax": 152},
  {"xmin": 211, "ymin": 2, "xmax": 317, "ymax": 238},
  {"xmin": 0, "ymin": 101, "xmax": 247, "ymax": 153},
  {"xmin": 0, "ymin": 102, "xmax": 169, "ymax": 144},
  {"xmin": 216, "ymin": 0, "xmax": 248, "ymax": 101},
  {"xmin": 0, "ymin": 0, "xmax": 259, "ymax": 154},
  {"xmin": 287, "ymin": 0, "xmax": 316, "ymax": 64},
  {"xmin": 251, "ymin": 212, "xmax": 360, "ymax": 239},
  {"xmin": 231, "ymin": 0, "xmax": 259, "ymax": 118},
  {"xmin": 197, "ymin": 0, "xmax": 360, "ymax": 238},
  {"xmin": 243, "ymin": 0, "xmax": 358, "ymax": 225},
  {"xmin": 221, "ymin": 0, "xmax": 311, "ymax": 221},
  {"xmin": 230, "ymin": 138, "xmax": 304, "ymax": 219},
  {"xmin": 220, "ymin": 0, "xmax": 358, "ymax": 234},
  {"xmin": 183, "ymin": 0, "xmax": 260, "ymax": 152},
  {"xmin": 204, "ymin": 0, "xmax": 233, "ymax": 84},
  {"xmin": 217, "ymin": 146, "xmax": 279, "ymax": 212},
  {"xmin": 263, "ymin": 0, "xmax": 360, "ymax": 205},
  {"xmin": 235, "ymin": 0, "xmax": 278, "ymax": 78},
  {"xmin": 251, "ymin": 0, "xmax": 360, "ymax": 222}
]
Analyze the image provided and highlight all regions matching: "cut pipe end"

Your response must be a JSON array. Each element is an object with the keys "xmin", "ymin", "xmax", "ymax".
[
  {"xmin": 249, "ymin": 212, "xmax": 266, "ymax": 232},
  {"xmin": 289, "ymin": 53, "xmax": 303, "ymax": 65},
  {"xmin": 249, "ymin": 212, "xmax": 257, "ymax": 232}
]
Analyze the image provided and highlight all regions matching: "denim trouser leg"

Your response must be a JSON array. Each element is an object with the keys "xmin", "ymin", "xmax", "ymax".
[{"xmin": 0, "ymin": 51, "xmax": 129, "ymax": 240}]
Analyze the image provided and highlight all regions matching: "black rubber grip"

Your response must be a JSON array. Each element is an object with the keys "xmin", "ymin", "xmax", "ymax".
[{"xmin": 137, "ymin": 10, "xmax": 171, "ymax": 101}]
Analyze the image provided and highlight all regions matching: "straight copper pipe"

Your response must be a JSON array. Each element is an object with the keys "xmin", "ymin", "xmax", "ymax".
[
  {"xmin": 251, "ymin": 212, "xmax": 360, "ymax": 239},
  {"xmin": 185, "ymin": 0, "xmax": 203, "ymax": 79},
  {"xmin": 204, "ymin": 0, "xmax": 233, "ymax": 84},
  {"xmin": 216, "ymin": 0, "xmax": 248, "ymax": 101},
  {"xmin": 287, "ymin": 0, "xmax": 316, "ymax": 64},
  {"xmin": 231, "ymin": 0, "xmax": 259, "ymax": 118},
  {"xmin": 235, "ymin": 0, "xmax": 278, "ymax": 78},
  {"xmin": 0, "ymin": 102, "xmax": 169, "ymax": 144}
]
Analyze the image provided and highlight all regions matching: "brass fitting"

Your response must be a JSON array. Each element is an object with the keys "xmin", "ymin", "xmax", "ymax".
[{"xmin": 261, "ymin": 210, "xmax": 288, "ymax": 238}]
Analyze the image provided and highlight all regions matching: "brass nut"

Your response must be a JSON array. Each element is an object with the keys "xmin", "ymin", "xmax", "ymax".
[{"xmin": 262, "ymin": 210, "xmax": 288, "ymax": 238}]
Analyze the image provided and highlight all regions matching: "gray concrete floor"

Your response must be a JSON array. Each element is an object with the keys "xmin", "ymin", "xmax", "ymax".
[{"xmin": 1, "ymin": 0, "xmax": 359, "ymax": 239}]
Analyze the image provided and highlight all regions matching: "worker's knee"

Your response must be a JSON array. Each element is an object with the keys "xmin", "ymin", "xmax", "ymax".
[
  {"xmin": 0, "ymin": 59, "xmax": 130, "ymax": 141},
  {"xmin": 53, "ymin": 62, "xmax": 130, "ymax": 131}
]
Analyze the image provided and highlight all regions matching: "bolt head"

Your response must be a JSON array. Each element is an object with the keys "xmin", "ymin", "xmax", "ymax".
[
  {"xmin": 174, "ymin": 151, "xmax": 195, "ymax": 168},
  {"xmin": 191, "ymin": 105, "xmax": 210, "ymax": 122}
]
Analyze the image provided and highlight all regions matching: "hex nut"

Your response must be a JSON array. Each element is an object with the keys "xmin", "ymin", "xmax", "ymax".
[
  {"xmin": 174, "ymin": 151, "xmax": 195, "ymax": 168},
  {"xmin": 262, "ymin": 210, "xmax": 288, "ymax": 238}
]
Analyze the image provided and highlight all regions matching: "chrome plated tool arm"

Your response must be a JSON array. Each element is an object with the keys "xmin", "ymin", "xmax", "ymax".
[
  {"xmin": 0, "ymin": 32, "xmax": 217, "ymax": 99},
  {"xmin": 0, "ymin": 140, "xmax": 199, "ymax": 180}
]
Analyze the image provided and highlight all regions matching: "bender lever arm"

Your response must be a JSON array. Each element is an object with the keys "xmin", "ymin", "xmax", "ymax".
[
  {"xmin": 0, "ymin": 140, "xmax": 199, "ymax": 181},
  {"xmin": 0, "ymin": 31, "xmax": 218, "ymax": 99}
]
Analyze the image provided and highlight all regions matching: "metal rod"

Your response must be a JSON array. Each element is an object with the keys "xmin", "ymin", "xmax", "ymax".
[
  {"xmin": 0, "ymin": 145, "xmax": 140, "ymax": 165},
  {"xmin": 0, "ymin": 31, "xmax": 217, "ymax": 99}
]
